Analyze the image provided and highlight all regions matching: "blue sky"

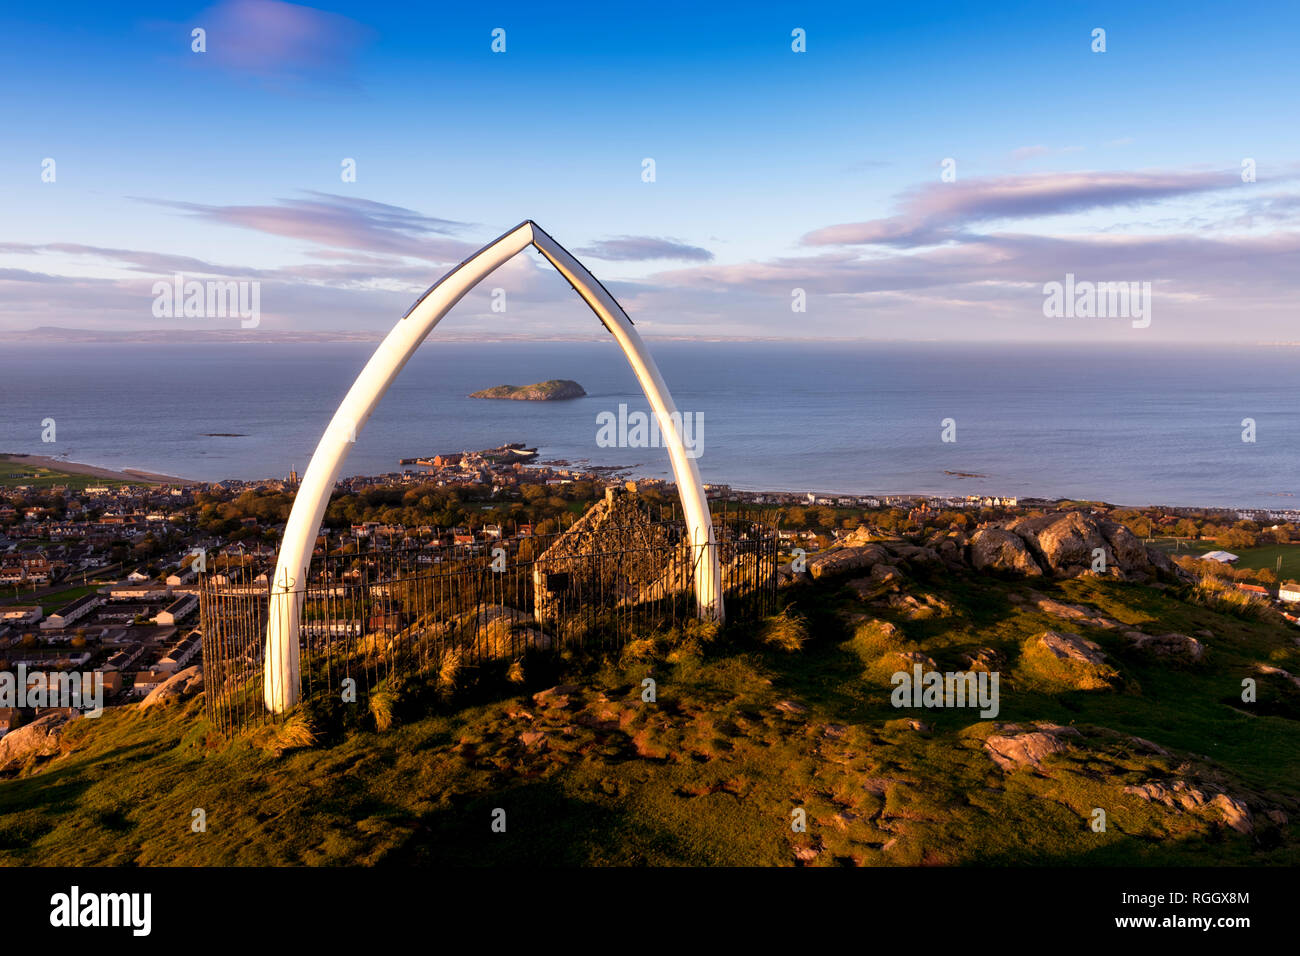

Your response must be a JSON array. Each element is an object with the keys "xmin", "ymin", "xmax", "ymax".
[{"xmin": 1, "ymin": 0, "xmax": 1297, "ymax": 341}]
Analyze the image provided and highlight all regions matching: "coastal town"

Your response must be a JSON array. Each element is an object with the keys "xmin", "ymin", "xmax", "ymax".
[{"xmin": 4, "ymin": 444, "xmax": 1300, "ymax": 741}]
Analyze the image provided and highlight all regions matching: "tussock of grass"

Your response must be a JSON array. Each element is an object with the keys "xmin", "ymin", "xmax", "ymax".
[
  {"xmin": 672, "ymin": 618, "xmax": 720, "ymax": 645},
  {"xmin": 865, "ymin": 649, "xmax": 938, "ymax": 685},
  {"xmin": 506, "ymin": 659, "xmax": 525, "ymax": 684},
  {"xmin": 666, "ymin": 640, "xmax": 704, "ymax": 665},
  {"xmin": 358, "ymin": 633, "xmax": 391, "ymax": 659},
  {"xmin": 1189, "ymin": 577, "xmax": 1281, "ymax": 622},
  {"xmin": 267, "ymin": 711, "xmax": 316, "ymax": 757},
  {"xmin": 848, "ymin": 618, "xmax": 906, "ymax": 664},
  {"xmin": 759, "ymin": 607, "xmax": 809, "ymax": 653},
  {"xmin": 621, "ymin": 636, "xmax": 658, "ymax": 663},
  {"xmin": 369, "ymin": 689, "xmax": 397, "ymax": 732},
  {"xmin": 436, "ymin": 646, "xmax": 463, "ymax": 694},
  {"xmin": 690, "ymin": 618, "xmax": 721, "ymax": 644}
]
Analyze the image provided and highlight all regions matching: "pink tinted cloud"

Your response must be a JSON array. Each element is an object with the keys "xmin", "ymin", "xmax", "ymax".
[
  {"xmin": 194, "ymin": 0, "xmax": 373, "ymax": 79},
  {"xmin": 803, "ymin": 170, "xmax": 1242, "ymax": 247},
  {"xmin": 139, "ymin": 193, "xmax": 478, "ymax": 261}
]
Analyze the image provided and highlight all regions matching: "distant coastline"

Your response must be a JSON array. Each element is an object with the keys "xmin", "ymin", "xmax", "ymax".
[
  {"xmin": 5, "ymin": 449, "xmax": 1297, "ymax": 516},
  {"xmin": 0, "ymin": 453, "xmax": 197, "ymax": 486},
  {"xmin": 5, "ymin": 326, "xmax": 1300, "ymax": 348}
]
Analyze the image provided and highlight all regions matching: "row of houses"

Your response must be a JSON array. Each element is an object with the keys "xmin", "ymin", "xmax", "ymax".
[
  {"xmin": 733, "ymin": 491, "xmax": 1020, "ymax": 510},
  {"xmin": 0, "ymin": 553, "xmax": 53, "ymax": 585},
  {"xmin": 348, "ymin": 522, "xmax": 528, "ymax": 544}
]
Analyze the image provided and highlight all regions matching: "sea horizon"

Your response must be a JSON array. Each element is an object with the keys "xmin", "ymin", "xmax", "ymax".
[{"xmin": 3, "ymin": 339, "xmax": 1295, "ymax": 510}]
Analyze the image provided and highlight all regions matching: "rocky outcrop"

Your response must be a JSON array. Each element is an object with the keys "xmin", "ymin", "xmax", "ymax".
[
  {"xmin": 807, "ymin": 544, "xmax": 890, "ymax": 580},
  {"xmin": 960, "ymin": 647, "xmax": 1004, "ymax": 673},
  {"xmin": 138, "ymin": 665, "xmax": 203, "ymax": 711},
  {"xmin": 1124, "ymin": 780, "xmax": 1254, "ymax": 834},
  {"xmin": 1032, "ymin": 595, "xmax": 1123, "ymax": 630},
  {"xmin": 884, "ymin": 591, "xmax": 952, "ymax": 620},
  {"xmin": 983, "ymin": 722, "xmax": 1082, "ymax": 771},
  {"xmin": 929, "ymin": 534, "xmax": 967, "ymax": 569},
  {"xmin": 840, "ymin": 526, "xmax": 880, "ymax": 547},
  {"xmin": 990, "ymin": 510, "xmax": 1186, "ymax": 582},
  {"xmin": 1034, "ymin": 630, "xmax": 1108, "ymax": 666},
  {"xmin": 1254, "ymin": 663, "xmax": 1300, "ymax": 689},
  {"xmin": 0, "ymin": 711, "xmax": 76, "ymax": 771},
  {"xmin": 1124, "ymin": 631, "xmax": 1206, "ymax": 664},
  {"xmin": 970, "ymin": 528, "xmax": 1043, "ymax": 575},
  {"xmin": 981, "ymin": 726, "xmax": 1263, "ymax": 835},
  {"xmin": 886, "ymin": 544, "xmax": 941, "ymax": 566},
  {"xmin": 1098, "ymin": 520, "xmax": 1153, "ymax": 572},
  {"xmin": 1007, "ymin": 511, "xmax": 1113, "ymax": 577},
  {"xmin": 825, "ymin": 510, "xmax": 1183, "ymax": 585},
  {"xmin": 1019, "ymin": 630, "xmax": 1121, "ymax": 691}
]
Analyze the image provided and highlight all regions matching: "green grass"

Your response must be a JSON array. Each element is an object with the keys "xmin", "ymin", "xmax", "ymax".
[
  {"xmin": 0, "ymin": 454, "xmax": 133, "ymax": 490},
  {"xmin": 0, "ymin": 584, "xmax": 101, "ymax": 614},
  {"xmin": 1149, "ymin": 537, "xmax": 1300, "ymax": 577},
  {"xmin": 1, "ymin": 566, "xmax": 1298, "ymax": 866}
]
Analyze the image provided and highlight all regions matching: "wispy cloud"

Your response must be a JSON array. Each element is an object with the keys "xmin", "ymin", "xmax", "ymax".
[
  {"xmin": 1010, "ymin": 145, "xmax": 1052, "ymax": 161},
  {"xmin": 573, "ymin": 236, "xmax": 714, "ymax": 262},
  {"xmin": 0, "ymin": 242, "xmax": 263, "ymax": 278},
  {"xmin": 137, "ymin": 193, "xmax": 478, "ymax": 261},
  {"xmin": 613, "ymin": 226, "xmax": 1300, "ymax": 341},
  {"xmin": 190, "ymin": 0, "xmax": 374, "ymax": 83},
  {"xmin": 0, "ymin": 225, "xmax": 599, "ymax": 333},
  {"xmin": 802, "ymin": 169, "xmax": 1244, "ymax": 247},
  {"xmin": 1010, "ymin": 145, "xmax": 1085, "ymax": 161},
  {"xmin": 6, "ymin": 169, "xmax": 1298, "ymax": 342}
]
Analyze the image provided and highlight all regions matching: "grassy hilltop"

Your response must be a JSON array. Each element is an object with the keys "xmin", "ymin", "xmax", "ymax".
[{"xmin": 2, "ymin": 539, "xmax": 1299, "ymax": 866}]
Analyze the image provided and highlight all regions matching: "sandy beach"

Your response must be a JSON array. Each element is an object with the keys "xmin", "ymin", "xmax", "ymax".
[{"xmin": 1, "ymin": 453, "xmax": 199, "ymax": 485}]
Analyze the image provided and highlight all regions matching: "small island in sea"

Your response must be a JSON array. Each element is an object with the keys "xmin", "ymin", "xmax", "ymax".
[{"xmin": 469, "ymin": 379, "xmax": 587, "ymax": 401}]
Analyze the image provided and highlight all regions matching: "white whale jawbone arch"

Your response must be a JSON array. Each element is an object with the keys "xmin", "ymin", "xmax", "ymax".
[{"xmin": 263, "ymin": 221, "xmax": 722, "ymax": 713}]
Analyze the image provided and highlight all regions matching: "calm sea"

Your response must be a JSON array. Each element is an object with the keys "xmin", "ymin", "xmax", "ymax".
[{"xmin": 1, "ymin": 341, "xmax": 1296, "ymax": 509}]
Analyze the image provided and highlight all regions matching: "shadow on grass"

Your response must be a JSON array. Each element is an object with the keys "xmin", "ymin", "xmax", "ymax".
[{"xmin": 379, "ymin": 779, "xmax": 689, "ymax": 866}]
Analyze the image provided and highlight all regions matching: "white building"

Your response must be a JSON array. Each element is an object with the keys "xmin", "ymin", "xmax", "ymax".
[
  {"xmin": 154, "ymin": 593, "xmax": 198, "ymax": 626},
  {"xmin": 109, "ymin": 584, "xmax": 171, "ymax": 601},
  {"xmin": 1, "ymin": 605, "xmax": 42, "ymax": 626},
  {"xmin": 155, "ymin": 633, "xmax": 201, "ymax": 673},
  {"xmin": 41, "ymin": 594, "xmax": 105, "ymax": 630},
  {"xmin": 1201, "ymin": 551, "xmax": 1239, "ymax": 564},
  {"xmin": 132, "ymin": 670, "xmax": 169, "ymax": 697},
  {"xmin": 165, "ymin": 567, "xmax": 196, "ymax": 586}
]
